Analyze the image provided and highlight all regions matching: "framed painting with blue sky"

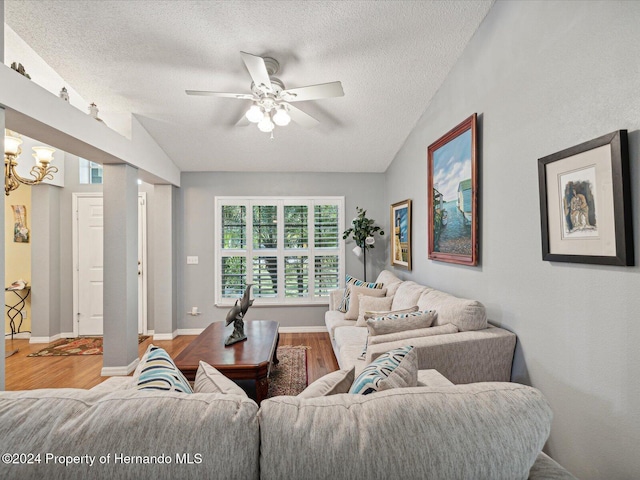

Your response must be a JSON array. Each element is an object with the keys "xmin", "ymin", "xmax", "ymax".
[
  {"xmin": 391, "ymin": 199, "xmax": 412, "ymax": 270},
  {"xmin": 427, "ymin": 113, "xmax": 478, "ymax": 266}
]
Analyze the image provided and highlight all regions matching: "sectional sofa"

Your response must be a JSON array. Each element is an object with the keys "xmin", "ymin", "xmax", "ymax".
[
  {"xmin": 0, "ymin": 376, "xmax": 576, "ymax": 479},
  {"xmin": 326, "ymin": 269, "xmax": 518, "ymax": 381}
]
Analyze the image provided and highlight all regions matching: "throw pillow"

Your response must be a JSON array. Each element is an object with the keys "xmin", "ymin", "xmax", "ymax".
[
  {"xmin": 355, "ymin": 304, "xmax": 418, "ymax": 327},
  {"xmin": 367, "ymin": 310, "xmax": 437, "ymax": 336},
  {"xmin": 349, "ymin": 346, "xmax": 417, "ymax": 395},
  {"xmin": 355, "ymin": 295, "xmax": 394, "ymax": 326},
  {"xmin": 344, "ymin": 286, "xmax": 388, "ymax": 320},
  {"xmin": 337, "ymin": 275, "xmax": 384, "ymax": 313},
  {"xmin": 135, "ymin": 344, "xmax": 193, "ymax": 393},
  {"xmin": 297, "ymin": 367, "xmax": 355, "ymax": 399},
  {"xmin": 194, "ymin": 361, "xmax": 247, "ymax": 396}
]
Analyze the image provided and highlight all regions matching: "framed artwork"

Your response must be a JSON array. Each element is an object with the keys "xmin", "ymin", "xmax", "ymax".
[
  {"xmin": 390, "ymin": 199, "xmax": 412, "ymax": 270},
  {"xmin": 538, "ymin": 130, "xmax": 633, "ymax": 266},
  {"xmin": 427, "ymin": 113, "xmax": 478, "ymax": 266},
  {"xmin": 12, "ymin": 205, "xmax": 29, "ymax": 243}
]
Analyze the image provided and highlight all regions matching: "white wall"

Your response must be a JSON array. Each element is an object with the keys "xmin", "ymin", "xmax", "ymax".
[
  {"xmin": 179, "ymin": 171, "xmax": 387, "ymax": 329},
  {"xmin": 385, "ymin": 1, "xmax": 640, "ymax": 478}
]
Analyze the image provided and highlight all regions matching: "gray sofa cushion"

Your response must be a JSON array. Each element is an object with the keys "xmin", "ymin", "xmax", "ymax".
[
  {"xmin": 259, "ymin": 383, "xmax": 551, "ymax": 480},
  {"xmin": 374, "ymin": 269, "xmax": 403, "ymax": 296},
  {"xmin": 0, "ymin": 388, "xmax": 259, "ymax": 480},
  {"xmin": 333, "ymin": 326, "xmax": 368, "ymax": 351},
  {"xmin": 418, "ymin": 288, "xmax": 487, "ymax": 331},
  {"xmin": 325, "ymin": 310, "xmax": 355, "ymax": 339},
  {"xmin": 391, "ymin": 281, "xmax": 432, "ymax": 310}
]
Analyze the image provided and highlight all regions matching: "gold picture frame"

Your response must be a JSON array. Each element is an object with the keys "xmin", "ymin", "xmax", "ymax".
[{"xmin": 390, "ymin": 199, "xmax": 412, "ymax": 270}]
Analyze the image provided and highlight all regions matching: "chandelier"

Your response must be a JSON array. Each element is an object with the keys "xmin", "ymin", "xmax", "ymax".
[{"xmin": 4, "ymin": 129, "xmax": 58, "ymax": 196}]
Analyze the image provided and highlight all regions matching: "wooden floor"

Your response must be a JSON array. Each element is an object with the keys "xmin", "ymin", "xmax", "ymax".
[{"xmin": 4, "ymin": 332, "xmax": 338, "ymax": 391}]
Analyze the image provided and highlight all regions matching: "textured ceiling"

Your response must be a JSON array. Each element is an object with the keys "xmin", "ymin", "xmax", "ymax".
[{"xmin": 4, "ymin": 0, "xmax": 493, "ymax": 173}]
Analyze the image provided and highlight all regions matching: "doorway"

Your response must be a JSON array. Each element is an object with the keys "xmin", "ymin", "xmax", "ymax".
[{"xmin": 72, "ymin": 192, "xmax": 147, "ymax": 336}]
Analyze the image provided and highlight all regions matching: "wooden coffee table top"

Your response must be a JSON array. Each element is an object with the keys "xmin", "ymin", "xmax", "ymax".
[{"xmin": 174, "ymin": 320, "xmax": 279, "ymax": 382}]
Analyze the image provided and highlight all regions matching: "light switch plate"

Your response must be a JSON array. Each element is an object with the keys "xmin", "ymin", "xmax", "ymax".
[{"xmin": 186, "ymin": 256, "xmax": 199, "ymax": 265}]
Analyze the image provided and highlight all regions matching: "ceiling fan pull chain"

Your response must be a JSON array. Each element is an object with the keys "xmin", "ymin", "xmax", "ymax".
[{"xmin": 270, "ymin": 131, "xmax": 274, "ymax": 140}]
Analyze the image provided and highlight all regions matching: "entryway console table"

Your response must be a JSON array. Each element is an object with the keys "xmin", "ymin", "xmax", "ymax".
[{"xmin": 5, "ymin": 285, "xmax": 30, "ymax": 339}]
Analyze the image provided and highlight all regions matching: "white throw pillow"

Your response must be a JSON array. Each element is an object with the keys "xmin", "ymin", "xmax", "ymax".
[
  {"xmin": 356, "ymin": 305, "xmax": 418, "ymax": 327},
  {"xmin": 367, "ymin": 310, "xmax": 437, "ymax": 336},
  {"xmin": 194, "ymin": 361, "xmax": 247, "ymax": 396},
  {"xmin": 355, "ymin": 295, "xmax": 394, "ymax": 326},
  {"xmin": 297, "ymin": 367, "xmax": 355, "ymax": 399},
  {"xmin": 344, "ymin": 285, "xmax": 387, "ymax": 320}
]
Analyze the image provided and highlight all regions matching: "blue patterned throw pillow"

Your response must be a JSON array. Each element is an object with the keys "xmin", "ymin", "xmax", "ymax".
[
  {"xmin": 337, "ymin": 275, "xmax": 384, "ymax": 313},
  {"xmin": 349, "ymin": 346, "xmax": 417, "ymax": 395},
  {"xmin": 135, "ymin": 345, "xmax": 193, "ymax": 393},
  {"xmin": 366, "ymin": 310, "xmax": 436, "ymax": 336}
]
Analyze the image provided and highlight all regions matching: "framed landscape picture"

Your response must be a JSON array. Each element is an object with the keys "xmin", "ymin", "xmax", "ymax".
[
  {"xmin": 390, "ymin": 199, "xmax": 412, "ymax": 270},
  {"xmin": 538, "ymin": 130, "xmax": 634, "ymax": 266},
  {"xmin": 427, "ymin": 113, "xmax": 478, "ymax": 266}
]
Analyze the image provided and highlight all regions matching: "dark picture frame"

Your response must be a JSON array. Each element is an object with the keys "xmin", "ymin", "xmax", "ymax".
[
  {"xmin": 427, "ymin": 113, "xmax": 478, "ymax": 266},
  {"xmin": 538, "ymin": 130, "xmax": 634, "ymax": 266},
  {"xmin": 390, "ymin": 199, "xmax": 412, "ymax": 270}
]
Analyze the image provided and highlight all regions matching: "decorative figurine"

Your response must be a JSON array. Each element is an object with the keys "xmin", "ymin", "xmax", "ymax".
[
  {"xmin": 88, "ymin": 103, "xmax": 104, "ymax": 122},
  {"xmin": 59, "ymin": 87, "xmax": 69, "ymax": 102},
  {"xmin": 224, "ymin": 284, "xmax": 254, "ymax": 346},
  {"xmin": 10, "ymin": 62, "xmax": 31, "ymax": 79}
]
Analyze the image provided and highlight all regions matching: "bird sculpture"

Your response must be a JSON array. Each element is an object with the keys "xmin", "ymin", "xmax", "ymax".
[{"xmin": 224, "ymin": 284, "xmax": 253, "ymax": 346}]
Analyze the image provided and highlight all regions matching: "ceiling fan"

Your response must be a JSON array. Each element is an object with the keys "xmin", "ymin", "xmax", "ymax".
[{"xmin": 186, "ymin": 52, "xmax": 344, "ymax": 134}]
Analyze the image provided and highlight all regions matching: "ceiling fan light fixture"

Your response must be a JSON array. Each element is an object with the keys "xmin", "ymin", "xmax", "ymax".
[
  {"xmin": 258, "ymin": 112, "xmax": 275, "ymax": 133},
  {"xmin": 272, "ymin": 106, "xmax": 291, "ymax": 127},
  {"xmin": 245, "ymin": 104, "xmax": 263, "ymax": 123}
]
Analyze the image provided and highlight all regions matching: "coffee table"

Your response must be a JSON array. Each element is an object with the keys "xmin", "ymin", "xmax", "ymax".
[{"xmin": 174, "ymin": 320, "xmax": 279, "ymax": 403}]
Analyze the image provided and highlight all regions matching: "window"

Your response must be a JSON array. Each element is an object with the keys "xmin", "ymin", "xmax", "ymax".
[
  {"xmin": 79, "ymin": 158, "xmax": 103, "ymax": 184},
  {"xmin": 215, "ymin": 197, "xmax": 345, "ymax": 305}
]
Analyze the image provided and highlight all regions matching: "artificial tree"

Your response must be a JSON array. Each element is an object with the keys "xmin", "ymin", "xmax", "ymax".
[{"xmin": 342, "ymin": 207, "xmax": 384, "ymax": 281}]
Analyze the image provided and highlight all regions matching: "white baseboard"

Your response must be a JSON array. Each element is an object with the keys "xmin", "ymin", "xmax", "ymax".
[
  {"xmin": 101, "ymin": 358, "xmax": 139, "ymax": 377},
  {"xmin": 29, "ymin": 334, "xmax": 61, "ymax": 344},
  {"xmin": 8, "ymin": 332, "xmax": 30, "ymax": 340},
  {"xmin": 176, "ymin": 328, "xmax": 205, "ymax": 336},
  {"xmin": 278, "ymin": 326, "xmax": 327, "ymax": 333},
  {"xmin": 153, "ymin": 331, "xmax": 178, "ymax": 341},
  {"xmin": 60, "ymin": 332, "xmax": 75, "ymax": 338}
]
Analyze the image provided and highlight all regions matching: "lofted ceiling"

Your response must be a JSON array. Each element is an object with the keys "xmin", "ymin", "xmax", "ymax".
[{"xmin": 4, "ymin": 0, "xmax": 493, "ymax": 173}]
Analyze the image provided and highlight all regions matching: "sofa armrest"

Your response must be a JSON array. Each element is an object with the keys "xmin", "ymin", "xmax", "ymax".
[
  {"xmin": 328, "ymin": 289, "xmax": 344, "ymax": 311},
  {"xmin": 528, "ymin": 452, "xmax": 577, "ymax": 479},
  {"xmin": 366, "ymin": 326, "xmax": 516, "ymax": 384}
]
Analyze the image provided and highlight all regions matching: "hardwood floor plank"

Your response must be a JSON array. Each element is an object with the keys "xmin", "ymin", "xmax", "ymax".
[{"xmin": 4, "ymin": 332, "xmax": 338, "ymax": 390}]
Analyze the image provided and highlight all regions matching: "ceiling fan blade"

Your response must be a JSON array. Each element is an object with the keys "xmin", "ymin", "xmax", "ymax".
[
  {"xmin": 186, "ymin": 90, "xmax": 255, "ymax": 100},
  {"xmin": 283, "ymin": 103, "xmax": 320, "ymax": 128},
  {"xmin": 240, "ymin": 51, "xmax": 273, "ymax": 93},
  {"xmin": 280, "ymin": 81, "xmax": 344, "ymax": 102}
]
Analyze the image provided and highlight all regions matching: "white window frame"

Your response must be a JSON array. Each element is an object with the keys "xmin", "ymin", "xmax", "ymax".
[{"xmin": 214, "ymin": 196, "xmax": 345, "ymax": 306}]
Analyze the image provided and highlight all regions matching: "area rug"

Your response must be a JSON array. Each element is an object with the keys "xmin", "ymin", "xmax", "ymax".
[
  {"xmin": 267, "ymin": 346, "xmax": 309, "ymax": 398},
  {"xmin": 28, "ymin": 335, "xmax": 149, "ymax": 357}
]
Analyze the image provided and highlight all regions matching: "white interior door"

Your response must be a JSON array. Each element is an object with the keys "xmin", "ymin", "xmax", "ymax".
[
  {"xmin": 77, "ymin": 196, "xmax": 104, "ymax": 335},
  {"xmin": 73, "ymin": 193, "xmax": 147, "ymax": 336}
]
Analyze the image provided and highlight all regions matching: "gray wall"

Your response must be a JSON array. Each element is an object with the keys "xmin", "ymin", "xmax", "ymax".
[
  {"xmin": 385, "ymin": 1, "xmax": 640, "ymax": 478},
  {"xmin": 179, "ymin": 172, "xmax": 386, "ymax": 329}
]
